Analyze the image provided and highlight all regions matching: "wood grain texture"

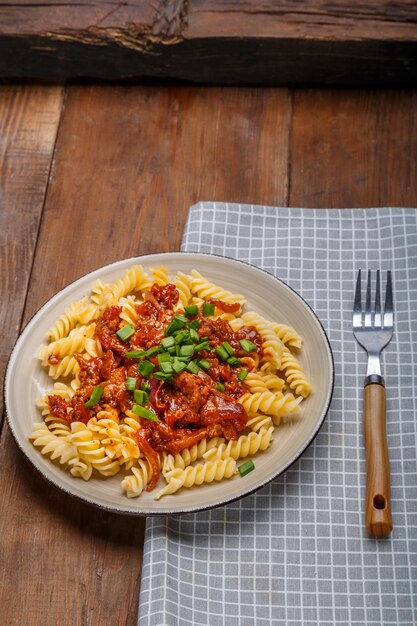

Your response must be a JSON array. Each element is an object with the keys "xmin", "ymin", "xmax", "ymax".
[
  {"xmin": 0, "ymin": 85, "xmax": 63, "ymax": 413},
  {"xmin": 289, "ymin": 90, "xmax": 417, "ymax": 208},
  {"xmin": 0, "ymin": 1, "xmax": 416, "ymax": 84},
  {"xmin": 364, "ymin": 382, "xmax": 392, "ymax": 537},
  {"xmin": 1, "ymin": 85, "xmax": 291, "ymax": 626}
]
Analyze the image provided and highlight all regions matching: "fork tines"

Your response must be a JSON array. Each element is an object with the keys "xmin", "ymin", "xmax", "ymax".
[{"xmin": 353, "ymin": 269, "xmax": 393, "ymax": 329}]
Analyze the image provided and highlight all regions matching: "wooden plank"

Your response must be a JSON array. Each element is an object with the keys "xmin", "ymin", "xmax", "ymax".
[
  {"xmin": 0, "ymin": 85, "xmax": 64, "ymax": 413},
  {"xmin": 1, "ymin": 85, "xmax": 291, "ymax": 626},
  {"xmin": 289, "ymin": 90, "xmax": 417, "ymax": 207},
  {"xmin": 0, "ymin": 1, "xmax": 416, "ymax": 85}
]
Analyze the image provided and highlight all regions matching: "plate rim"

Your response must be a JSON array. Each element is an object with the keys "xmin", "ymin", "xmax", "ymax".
[{"xmin": 4, "ymin": 251, "xmax": 335, "ymax": 516}]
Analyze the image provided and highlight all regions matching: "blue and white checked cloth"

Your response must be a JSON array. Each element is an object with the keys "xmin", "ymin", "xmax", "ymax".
[{"xmin": 139, "ymin": 203, "xmax": 417, "ymax": 626}]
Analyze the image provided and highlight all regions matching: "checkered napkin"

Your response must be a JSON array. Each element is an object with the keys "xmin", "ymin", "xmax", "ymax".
[{"xmin": 139, "ymin": 204, "xmax": 417, "ymax": 626}]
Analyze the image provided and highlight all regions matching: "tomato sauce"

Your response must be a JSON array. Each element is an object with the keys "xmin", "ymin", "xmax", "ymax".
[{"xmin": 47, "ymin": 283, "xmax": 264, "ymax": 490}]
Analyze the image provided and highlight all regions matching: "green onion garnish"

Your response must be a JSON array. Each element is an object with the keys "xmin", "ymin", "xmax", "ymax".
[
  {"xmin": 238, "ymin": 459, "xmax": 255, "ymax": 477},
  {"xmin": 215, "ymin": 346, "xmax": 229, "ymax": 361},
  {"xmin": 239, "ymin": 339, "xmax": 257, "ymax": 353},
  {"xmin": 165, "ymin": 315, "xmax": 188, "ymax": 335},
  {"xmin": 189, "ymin": 328, "xmax": 199, "ymax": 342},
  {"xmin": 160, "ymin": 362, "xmax": 173, "ymax": 374},
  {"xmin": 138, "ymin": 360, "xmax": 155, "ymax": 377},
  {"xmin": 125, "ymin": 349, "xmax": 146, "ymax": 359},
  {"xmin": 126, "ymin": 377, "xmax": 137, "ymax": 391},
  {"xmin": 116, "ymin": 324, "xmax": 135, "ymax": 341},
  {"xmin": 189, "ymin": 319, "xmax": 200, "ymax": 330},
  {"xmin": 158, "ymin": 352, "xmax": 172, "ymax": 364},
  {"xmin": 153, "ymin": 372, "xmax": 173, "ymax": 381},
  {"xmin": 133, "ymin": 389, "xmax": 148, "ymax": 405},
  {"xmin": 179, "ymin": 345, "xmax": 194, "ymax": 358},
  {"xmin": 84, "ymin": 386, "xmax": 103, "ymax": 408},
  {"xmin": 184, "ymin": 305, "xmax": 198, "ymax": 317},
  {"xmin": 227, "ymin": 357, "xmax": 241, "ymax": 367},
  {"xmin": 172, "ymin": 359, "xmax": 187, "ymax": 374},
  {"xmin": 238, "ymin": 369, "xmax": 249, "ymax": 381},
  {"xmin": 198, "ymin": 359, "xmax": 211, "ymax": 371},
  {"xmin": 141, "ymin": 381, "xmax": 150, "ymax": 392},
  {"xmin": 174, "ymin": 330, "xmax": 190, "ymax": 344},
  {"xmin": 221, "ymin": 341, "xmax": 234, "ymax": 356},
  {"xmin": 132, "ymin": 404, "xmax": 159, "ymax": 421},
  {"xmin": 215, "ymin": 382, "xmax": 225, "ymax": 392},
  {"xmin": 194, "ymin": 340, "xmax": 210, "ymax": 352},
  {"xmin": 145, "ymin": 346, "xmax": 163, "ymax": 357},
  {"xmin": 161, "ymin": 336, "xmax": 175, "ymax": 350},
  {"xmin": 202, "ymin": 302, "xmax": 215, "ymax": 317},
  {"xmin": 186, "ymin": 361, "xmax": 200, "ymax": 374}
]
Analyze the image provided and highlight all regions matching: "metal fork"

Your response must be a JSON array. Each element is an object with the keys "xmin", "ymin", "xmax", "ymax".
[{"xmin": 353, "ymin": 269, "xmax": 394, "ymax": 537}]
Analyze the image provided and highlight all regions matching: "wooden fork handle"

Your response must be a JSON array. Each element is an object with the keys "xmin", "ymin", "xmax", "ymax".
[{"xmin": 364, "ymin": 378, "xmax": 393, "ymax": 538}]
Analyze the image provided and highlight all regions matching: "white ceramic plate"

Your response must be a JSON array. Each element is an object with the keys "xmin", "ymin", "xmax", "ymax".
[{"xmin": 5, "ymin": 253, "xmax": 334, "ymax": 515}]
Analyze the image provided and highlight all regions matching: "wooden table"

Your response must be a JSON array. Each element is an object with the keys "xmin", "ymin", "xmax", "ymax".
[{"xmin": 1, "ymin": 85, "xmax": 416, "ymax": 625}]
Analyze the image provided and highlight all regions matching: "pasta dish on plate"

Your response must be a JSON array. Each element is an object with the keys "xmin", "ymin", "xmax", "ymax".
[{"xmin": 30, "ymin": 265, "xmax": 312, "ymax": 500}]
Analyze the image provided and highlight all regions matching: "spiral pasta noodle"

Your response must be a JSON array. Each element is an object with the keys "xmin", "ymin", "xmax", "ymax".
[
  {"xmin": 162, "ymin": 437, "xmax": 224, "ymax": 474},
  {"xmin": 280, "ymin": 348, "xmax": 312, "ymax": 398},
  {"xmin": 239, "ymin": 390, "xmax": 302, "ymax": 423},
  {"xmin": 155, "ymin": 458, "xmax": 237, "ymax": 500},
  {"xmin": 191, "ymin": 270, "xmax": 246, "ymax": 309},
  {"xmin": 203, "ymin": 427, "xmax": 274, "ymax": 461},
  {"xmin": 174, "ymin": 272, "xmax": 193, "ymax": 308},
  {"xmin": 121, "ymin": 460, "xmax": 153, "ymax": 498}
]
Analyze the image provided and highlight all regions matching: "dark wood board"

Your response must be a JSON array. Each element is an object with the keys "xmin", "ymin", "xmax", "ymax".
[
  {"xmin": 0, "ymin": 1, "xmax": 417, "ymax": 85},
  {"xmin": 289, "ymin": 90, "xmax": 417, "ymax": 207},
  {"xmin": 0, "ymin": 85, "xmax": 291, "ymax": 626}
]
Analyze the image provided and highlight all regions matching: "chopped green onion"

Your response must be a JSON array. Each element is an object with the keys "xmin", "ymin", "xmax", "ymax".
[
  {"xmin": 189, "ymin": 319, "xmax": 200, "ymax": 330},
  {"xmin": 186, "ymin": 361, "xmax": 200, "ymax": 374},
  {"xmin": 138, "ymin": 360, "xmax": 155, "ymax": 377},
  {"xmin": 238, "ymin": 459, "xmax": 255, "ymax": 477},
  {"xmin": 239, "ymin": 339, "xmax": 257, "ymax": 353},
  {"xmin": 165, "ymin": 315, "xmax": 188, "ymax": 335},
  {"xmin": 153, "ymin": 372, "xmax": 173, "ymax": 381},
  {"xmin": 133, "ymin": 389, "xmax": 148, "ymax": 405},
  {"xmin": 167, "ymin": 346, "xmax": 177, "ymax": 356},
  {"xmin": 194, "ymin": 340, "xmax": 210, "ymax": 352},
  {"xmin": 238, "ymin": 369, "xmax": 249, "ymax": 381},
  {"xmin": 141, "ymin": 381, "xmax": 150, "ymax": 392},
  {"xmin": 184, "ymin": 304, "xmax": 198, "ymax": 317},
  {"xmin": 132, "ymin": 404, "xmax": 158, "ymax": 421},
  {"xmin": 160, "ymin": 361, "xmax": 173, "ymax": 374},
  {"xmin": 116, "ymin": 324, "xmax": 135, "ymax": 341},
  {"xmin": 189, "ymin": 328, "xmax": 200, "ymax": 342},
  {"xmin": 177, "ymin": 355, "xmax": 192, "ymax": 362},
  {"xmin": 215, "ymin": 346, "xmax": 229, "ymax": 361},
  {"xmin": 227, "ymin": 357, "xmax": 241, "ymax": 367},
  {"xmin": 125, "ymin": 349, "xmax": 146, "ymax": 359},
  {"xmin": 84, "ymin": 386, "xmax": 103, "ymax": 408},
  {"xmin": 157, "ymin": 352, "xmax": 172, "ymax": 364},
  {"xmin": 221, "ymin": 341, "xmax": 234, "ymax": 356},
  {"xmin": 202, "ymin": 302, "xmax": 215, "ymax": 317},
  {"xmin": 215, "ymin": 382, "xmax": 225, "ymax": 392},
  {"xmin": 145, "ymin": 346, "xmax": 163, "ymax": 358},
  {"xmin": 174, "ymin": 330, "xmax": 190, "ymax": 344},
  {"xmin": 179, "ymin": 344, "xmax": 194, "ymax": 357},
  {"xmin": 126, "ymin": 377, "xmax": 137, "ymax": 391},
  {"xmin": 198, "ymin": 359, "xmax": 211, "ymax": 371},
  {"xmin": 172, "ymin": 359, "xmax": 187, "ymax": 374},
  {"xmin": 161, "ymin": 336, "xmax": 175, "ymax": 350}
]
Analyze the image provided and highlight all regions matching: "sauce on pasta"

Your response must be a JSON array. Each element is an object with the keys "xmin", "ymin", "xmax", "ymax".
[{"xmin": 46, "ymin": 283, "xmax": 263, "ymax": 491}]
